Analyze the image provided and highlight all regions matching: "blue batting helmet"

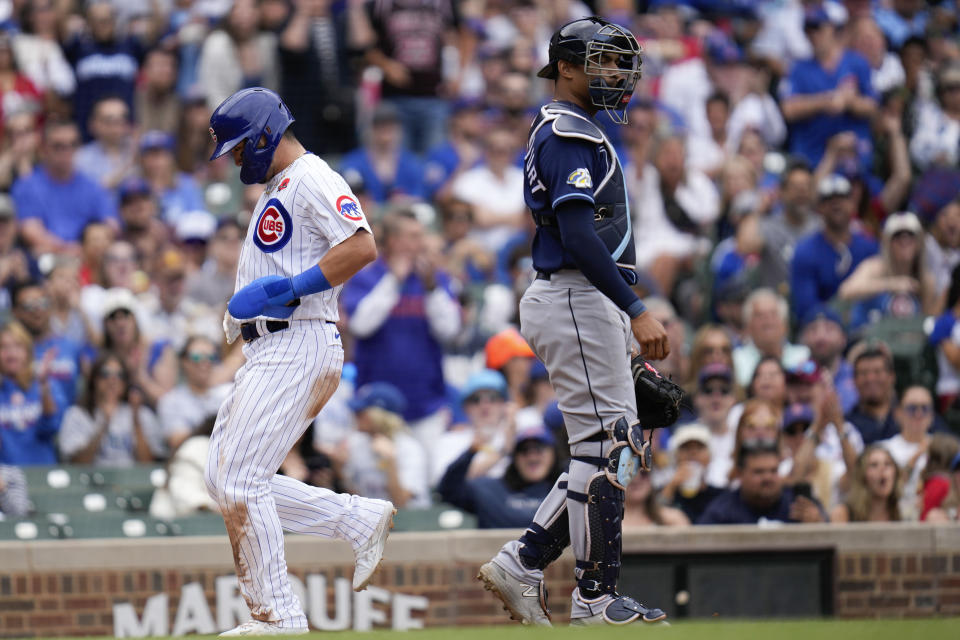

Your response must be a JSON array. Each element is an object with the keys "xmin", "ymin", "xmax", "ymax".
[{"xmin": 208, "ymin": 87, "xmax": 295, "ymax": 185}]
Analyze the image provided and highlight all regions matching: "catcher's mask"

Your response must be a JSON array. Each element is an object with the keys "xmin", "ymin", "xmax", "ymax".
[{"xmin": 537, "ymin": 16, "xmax": 642, "ymax": 125}]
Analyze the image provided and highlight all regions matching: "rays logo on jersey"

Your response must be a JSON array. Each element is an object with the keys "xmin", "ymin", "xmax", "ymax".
[
  {"xmin": 254, "ymin": 198, "xmax": 293, "ymax": 252},
  {"xmin": 336, "ymin": 195, "xmax": 364, "ymax": 221},
  {"xmin": 567, "ymin": 168, "xmax": 592, "ymax": 189}
]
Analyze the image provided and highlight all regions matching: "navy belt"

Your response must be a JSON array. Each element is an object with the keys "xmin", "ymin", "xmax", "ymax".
[
  {"xmin": 240, "ymin": 319, "xmax": 339, "ymax": 343},
  {"xmin": 240, "ymin": 321, "xmax": 289, "ymax": 343},
  {"xmin": 536, "ymin": 271, "xmax": 551, "ymax": 281}
]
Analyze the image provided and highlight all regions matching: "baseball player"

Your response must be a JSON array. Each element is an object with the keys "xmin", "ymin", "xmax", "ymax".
[
  {"xmin": 476, "ymin": 17, "xmax": 672, "ymax": 626},
  {"xmin": 204, "ymin": 87, "xmax": 395, "ymax": 636}
]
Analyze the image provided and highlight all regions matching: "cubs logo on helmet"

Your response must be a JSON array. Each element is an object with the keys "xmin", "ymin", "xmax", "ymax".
[
  {"xmin": 336, "ymin": 195, "xmax": 364, "ymax": 221},
  {"xmin": 253, "ymin": 198, "xmax": 293, "ymax": 253}
]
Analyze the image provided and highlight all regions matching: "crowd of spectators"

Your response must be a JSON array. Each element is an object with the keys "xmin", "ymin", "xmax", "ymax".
[{"xmin": 1, "ymin": 0, "xmax": 960, "ymax": 530}]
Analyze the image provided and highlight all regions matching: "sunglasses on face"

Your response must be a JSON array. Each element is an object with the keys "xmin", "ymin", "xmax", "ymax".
[
  {"xmin": 702, "ymin": 384, "xmax": 732, "ymax": 396},
  {"xmin": 515, "ymin": 441, "xmax": 549, "ymax": 456},
  {"xmin": 18, "ymin": 299, "xmax": 50, "ymax": 312},
  {"xmin": 186, "ymin": 353, "xmax": 218, "ymax": 363},
  {"xmin": 903, "ymin": 404, "xmax": 932, "ymax": 416},
  {"xmin": 98, "ymin": 368, "xmax": 124, "ymax": 379},
  {"xmin": 107, "ymin": 309, "xmax": 133, "ymax": 320},
  {"xmin": 465, "ymin": 390, "xmax": 504, "ymax": 405},
  {"xmin": 49, "ymin": 140, "xmax": 79, "ymax": 151}
]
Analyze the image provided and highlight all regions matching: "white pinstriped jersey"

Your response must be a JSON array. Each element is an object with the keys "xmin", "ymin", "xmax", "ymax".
[{"xmin": 236, "ymin": 153, "xmax": 371, "ymax": 322}]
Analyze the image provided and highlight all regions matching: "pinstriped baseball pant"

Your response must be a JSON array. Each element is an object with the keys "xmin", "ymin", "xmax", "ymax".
[{"xmin": 205, "ymin": 320, "xmax": 383, "ymax": 629}]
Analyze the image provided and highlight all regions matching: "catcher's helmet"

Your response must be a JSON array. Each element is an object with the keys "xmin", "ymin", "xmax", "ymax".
[
  {"xmin": 537, "ymin": 16, "xmax": 642, "ymax": 123},
  {"xmin": 208, "ymin": 87, "xmax": 295, "ymax": 185}
]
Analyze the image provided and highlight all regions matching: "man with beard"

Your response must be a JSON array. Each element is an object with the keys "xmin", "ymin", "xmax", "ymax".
[
  {"xmin": 117, "ymin": 177, "xmax": 168, "ymax": 270},
  {"xmin": 790, "ymin": 173, "xmax": 878, "ymax": 315},
  {"xmin": 697, "ymin": 439, "xmax": 826, "ymax": 524}
]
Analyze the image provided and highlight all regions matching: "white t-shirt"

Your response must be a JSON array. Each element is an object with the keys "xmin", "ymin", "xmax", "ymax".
[
  {"xmin": 451, "ymin": 165, "xmax": 526, "ymax": 253},
  {"xmin": 59, "ymin": 404, "xmax": 166, "ymax": 466},
  {"xmin": 157, "ymin": 383, "xmax": 231, "ymax": 443},
  {"xmin": 880, "ymin": 434, "xmax": 926, "ymax": 521}
]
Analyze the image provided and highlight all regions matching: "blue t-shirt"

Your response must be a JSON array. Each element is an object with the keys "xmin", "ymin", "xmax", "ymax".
[
  {"xmin": 339, "ymin": 148, "xmax": 425, "ymax": 204},
  {"xmin": 423, "ymin": 142, "xmax": 463, "ymax": 200},
  {"xmin": 157, "ymin": 174, "xmax": 205, "ymax": 225},
  {"xmin": 35, "ymin": 336, "xmax": 86, "ymax": 407},
  {"xmin": 0, "ymin": 377, "xmax": 65, "ymax": 465},
  {"xmin": 790, "ymin": 230, "xmax": 878, "ymax": 314},
  {"xmin": 341, "ymin": 259, "xmax": 452, "ymax": 421},
  {"xmin": 850, "ymin": 291, "xmax": 922, "ymax": 331},
  {"xmin": 780, "ymin": 50, "xmax": 876, "ymax": 167},
  {"xmin": 11, "ymin": 166, "xmax": 117, "ymax": 242},
  {"xmin": 697, "ymin": 486, "xmax": 811, "ymax": 525}
]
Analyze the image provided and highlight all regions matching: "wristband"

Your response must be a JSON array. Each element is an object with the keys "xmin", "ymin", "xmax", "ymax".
[
  {"xmin": 626, "ymin": 299, "xmax": 647, "ymax": 319},
  {"xmin": 291, "ymin": 264, "xmax": 332, "ymax": 298}
]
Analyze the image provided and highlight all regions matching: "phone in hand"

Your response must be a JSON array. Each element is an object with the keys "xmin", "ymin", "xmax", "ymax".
[{"xmin": 793, "ymin": 482, "xmax": 813, "ymax": 500}]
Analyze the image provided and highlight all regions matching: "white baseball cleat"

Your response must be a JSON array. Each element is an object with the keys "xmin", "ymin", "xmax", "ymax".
[
  {"xmin": 353, "ymin": 500, "xmax": 396, "ymax": 591},
  {"xmin": 477, "ymin": 560, "xmax": 552, "ymax": 626},
  {"xmin": 218, "ymin": 621, "xmax": 308, "ymax": 636}
]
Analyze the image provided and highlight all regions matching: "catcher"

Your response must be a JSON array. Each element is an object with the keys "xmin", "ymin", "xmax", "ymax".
[{"xmin": 477, "ymin": 16, "xmax": 682, "ymax": 627}]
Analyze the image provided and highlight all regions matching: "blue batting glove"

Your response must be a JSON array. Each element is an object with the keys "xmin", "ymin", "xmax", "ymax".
[
  {"xmin": 261, "ymin": 303, "xmax": 297, "ymax": 319},
  {"xmin": 262, "ymin": 277, "xmax": 297, "ymax": 306},
  {"xmin": 228, "ymin": 275, "xmax": 287, "ymax": 319}
]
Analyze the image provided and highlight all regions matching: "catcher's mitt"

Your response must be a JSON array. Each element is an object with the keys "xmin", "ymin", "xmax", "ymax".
[{"xmin": 631, "ymin": 354, "xmax": 683, "ymax": 429}]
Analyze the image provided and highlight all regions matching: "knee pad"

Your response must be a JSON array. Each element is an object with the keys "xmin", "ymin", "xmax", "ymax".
[
  {"xmin": 518, "ymin": 511, "xmax": 570, "ymax": 571},
  {"xmin": 569, "ymin": 471, "xmax": 624, "ymax": 596},
  {"xmin": 574, "ymin": 418, "xmax": 651, "ymax": 491}
]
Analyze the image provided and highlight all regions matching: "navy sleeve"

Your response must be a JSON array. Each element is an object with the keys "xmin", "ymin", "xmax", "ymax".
[
  {"xmin": 437, "ymin": 448, "xmax": 478, "ymax": 513},
  {"xmin": 538, "ymin": 134, "xmax": 599, "ymax": 210},
  {"xmin": 556, "ymin": 199, "xmax": 645, "ymax": 317}
]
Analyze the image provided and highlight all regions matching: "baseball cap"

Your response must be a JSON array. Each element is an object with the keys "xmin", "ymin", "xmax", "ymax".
[
  {"xmin": 803, "ymin": 7, "xmax": 830, "ymax": 30},
  {"xmin": 118, "ymin": 177, "xmax": 151, "ymax": 204},
  {"xmin": 460, "ymin": 369, "xmax": 508, "ymax": 405},
  {"xmin": 782, "ymin": 403, "xmax": 815, "ymax": 430},
  {"xmin": 371, "ymin": 103, "xmax": 400, "ymax": 126},
  {"xmin": 698, "ymin": 363, "xmax": 733, "ymax": 387},
  {"xmin": 101, "ymin": 287, "xmax": 140, "ymax": 319},
  {"xmin": 883, "ymin": 211, "xmax": 923, "ymax": 238},
  {"xmin": 514, "ymin": 424, "xmax": 555, "ymax": 449},
  {"xmin": 787, "ymin": 360, "xmax": 821, "ymax": 385},
  {"xmin": 348, "ymin": 382, "xmax": 408, "ymax": 415},
  {"xmin": 910, "ymin": 168, "xmax": 960, "ymax": 226},
  {"xmin": 139, "ymin": 130, "xmax": 175, "ymax": 153},
  {"xmin": 704, "ymin": 32, "xmax": 743, "ymax": 65},
  {"xmin": 817, "ymin": 173, "xmax": 852, "ymax": 201},
  {"xmin": 543, "ymin": 400, "xmax": 565, "ymax": 434},
  {"xmin": 0, "ymin": 193, "xmax": 15, "ymax": 219},
  {"xmin": 668, "ymin": 423, "xmax": 711, "ymax": 452},
  {"xmin": 176, "ymin": 210, "xmax": 218, "ymax": 242},
  {"xmin": 529, "ymin": 359, "xmax": 549, "ymax": 382},
  {"xmin": 485, "ymin": 327, "xmax": 535, "ymax": 371},
  {"xmin": 800, "ymin": 304, "xmax": 844, "ymax": 333}
]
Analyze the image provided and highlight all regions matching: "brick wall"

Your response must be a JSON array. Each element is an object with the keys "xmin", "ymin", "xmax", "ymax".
[
  {"xmin": 834, "ymin": 551, "xmax": 960, "ymax": 617},
  {"xmin": 0, "ymin": 524, "xmax": 957, "ymax": 636}
]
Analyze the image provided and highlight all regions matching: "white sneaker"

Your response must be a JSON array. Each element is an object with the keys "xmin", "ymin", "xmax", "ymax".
[
  {"xmin": 353, "ymin": 500, "xmax": 396, "ymax": 591},
  {"xmin": 219, "ymin": 621, "xmax": 308, "ymax": 636}
]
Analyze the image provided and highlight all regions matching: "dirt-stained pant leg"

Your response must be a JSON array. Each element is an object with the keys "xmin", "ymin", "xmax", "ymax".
[
  {"xmin": 494, "ymin": 273, "xmax": 636, "ymax": 587},
  {"xmin": 205, "ymin": 321, "xmax": 383, "ymax": 628}
]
